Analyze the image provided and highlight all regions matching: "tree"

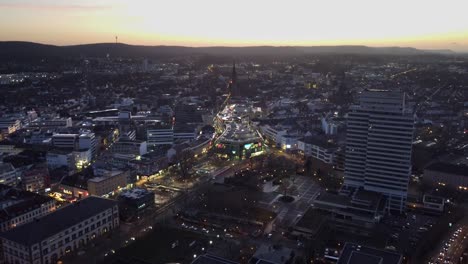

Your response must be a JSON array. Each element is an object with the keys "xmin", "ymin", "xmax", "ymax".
[{"xmin": 176, "ymin": 148, "xmax": 195, "ymax": 178}]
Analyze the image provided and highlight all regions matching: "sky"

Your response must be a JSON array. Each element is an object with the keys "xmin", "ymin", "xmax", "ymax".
[{"xmin": 1, "ymin": 0, "xmax": 468, "ymax": 52}]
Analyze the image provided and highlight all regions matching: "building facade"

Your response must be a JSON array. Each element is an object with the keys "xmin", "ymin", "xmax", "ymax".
[
  {"xmin": 297, "ymin": 137, "xmax": 337, "ymax": 164},
  {"xmin": 0, "ymin": 163, "xmax": 18, "ymax": 187},
  {"xmin": 423, "ymin": 162, "xmax": 468, "ymax": 190},
  {"xmin": 0, "ymin": 196, "xmax": 118, "ymax": 264},
  {"xmin": 344, "ymin": 90, "xmax": 414, "ymax": 212},
  {"xmin": 87, "ymin": 171, "xmax": 128, "ymax": 197},
  {"xmin": 0, "ymin": 185, "xmax": 56, "ymax": 232}
]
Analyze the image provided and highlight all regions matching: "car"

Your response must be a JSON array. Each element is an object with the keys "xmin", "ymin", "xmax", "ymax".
[{"xmin": 104, "ymin": 249, "xmax": 116, "ymax": 257}]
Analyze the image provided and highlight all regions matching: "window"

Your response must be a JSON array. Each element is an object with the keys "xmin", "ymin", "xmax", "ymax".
[
  {"xmin": 78, "ymin": 231, "xmax": 83, "ymax": 236},
  {"xmin": 85, "ymin": 227, "xmax": 89, "ymax": 232},
  {"xmin": 72, "ymin": 234, "xmax": 76, "ymax": 239},
  {"xmin": 42, "ymin": 248, "xmax": 48, "ymax": 254},
  {"xmin": 65, "ymin": 237, "xmax": 70, "ymax": 243}
]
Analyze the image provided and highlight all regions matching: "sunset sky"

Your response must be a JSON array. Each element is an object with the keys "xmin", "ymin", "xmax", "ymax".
[{"xmin": 1, "ymin": 0, "xmax": 468, "ymax": 52}]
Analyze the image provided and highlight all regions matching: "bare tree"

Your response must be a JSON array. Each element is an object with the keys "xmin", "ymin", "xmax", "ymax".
[{"xmin": 176, "ymin": 148, "xmax": 195, "ymax": 178}]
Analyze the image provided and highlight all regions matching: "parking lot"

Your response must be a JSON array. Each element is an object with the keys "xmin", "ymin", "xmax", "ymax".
[{"xmin": 383, "ymin": 212, "xmax": 439, "ymax": 253}]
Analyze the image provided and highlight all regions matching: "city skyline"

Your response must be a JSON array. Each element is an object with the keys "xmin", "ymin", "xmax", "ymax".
[{"xmin": 1, "ymin": 0, "xmax": 468, "ymax": 52}]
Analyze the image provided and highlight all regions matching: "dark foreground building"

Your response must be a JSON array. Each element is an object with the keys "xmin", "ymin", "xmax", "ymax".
[{"xmin": 0, "ymin": 196, "xmax": 118, "ymax": 264}]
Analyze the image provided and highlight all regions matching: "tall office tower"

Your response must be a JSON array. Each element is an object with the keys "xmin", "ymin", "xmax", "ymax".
[{"xmin": 344, "ymin": 90, "xmax": 414, "ymax": 213}]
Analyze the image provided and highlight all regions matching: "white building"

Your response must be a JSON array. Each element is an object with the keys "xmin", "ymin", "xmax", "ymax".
[
  {"xmin": 297, "ymin": 137, "xmax": 338, "ymax": 164},
  {"xmin": 0, "ymin": 196, "xmax": 119, "ymax": 264},
  {"xmin": 147, "ymin": 126, "xmax": 196, "ymax": 146},
  {"xmin": 111, "ymin": 140, "xmax": 147, "ymax": 156},
  {"xmin": 52, "ymin": 132, "xmax": 97, "ymax": 157},
  {"xmin": 52, "ymin": 134, "xmax": 78, "ymax": 149},
  {"xmin": 147, "ymin": 127, "xmax": 174, "ymax": 145},
  {"xmin": 78, "ymin": 132, "xmax": 97, "ymax": 157},
  {"xmin": 321, "ymin": 116, "xmax": 339, "ymax": 135},
  {"xmin": 260, "ymin": 125, "xmax": 287, "ymax": 146},
  {"xmin": 344, "ymin": 90, "xmax": 414, "ymax": 213},
  {"xmin": 46, "ymin": 150, "xmax": 74, "ymax": 170}
]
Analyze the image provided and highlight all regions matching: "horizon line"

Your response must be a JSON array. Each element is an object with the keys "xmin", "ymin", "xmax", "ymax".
[{"xmin": 0, "ymin": 40, "xmax": 462, "ymax": 53}]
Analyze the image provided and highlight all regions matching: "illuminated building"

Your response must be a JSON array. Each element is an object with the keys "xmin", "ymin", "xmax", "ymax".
[
  {"xmin": 87, "ymin": 170, "xmax": 129, "ymax": 197},
  {"xmin": 215, "ymin": 121, "xmax": 264, "ymax": 160}
]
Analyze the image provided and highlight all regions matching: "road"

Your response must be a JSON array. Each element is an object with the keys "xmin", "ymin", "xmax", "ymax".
[
  {"xmin": 60, "ymin": 160, "xmax": 245, "ymax": 264},
  {"xmin": 428, "ymin": 209, "xmax": 468, "ymax": 264}
]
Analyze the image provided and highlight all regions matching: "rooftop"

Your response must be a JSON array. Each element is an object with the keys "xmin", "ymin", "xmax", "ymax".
[
  {"xmin": 337, "ymin": 242, "xmax": 402, "ymax": 264},
  {"xmin": 119, "ymin": 188, "xmax": 153, "ymax": 200},
  {"xmin": 0, "ymin": 196, "xmax": 116, "ymax": 246},
  {"xmin": 425, "ymin": 162, "xmax": 468, "ymax": 176},
  {"xmin": 298, "ymin": 136, "xmax": 337, "ymax": 149},
  {"xmin": 192, "ymin": 254, "xmax": 238, "ymax": 264},
  {"xmin": 0, "ymin": 184, "xmax": 54, "ymax": 222}
]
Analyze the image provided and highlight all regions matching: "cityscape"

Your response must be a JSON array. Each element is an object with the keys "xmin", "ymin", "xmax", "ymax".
[{"xmin": 0, "ymin": 1, "xmax": 468, "ymax": 264}]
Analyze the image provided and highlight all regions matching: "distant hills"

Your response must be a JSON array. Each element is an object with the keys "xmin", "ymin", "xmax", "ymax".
[{"xmin": 0, "ymin": 41, "xmax": 457, "ymax": 60}]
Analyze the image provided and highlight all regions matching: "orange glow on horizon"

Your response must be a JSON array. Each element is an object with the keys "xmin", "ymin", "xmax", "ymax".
[{"xmin": 0, "ymin": 0, "xmax": 467, "ymax": 52}]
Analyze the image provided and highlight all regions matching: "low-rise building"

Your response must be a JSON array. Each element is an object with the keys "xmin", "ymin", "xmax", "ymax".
[
  {"xmin": 0, "ymin": 118, "xmax": 21, "ymax": 139},
  {"xmin": 337, "ymin": 242, "xmax": 402, "ymax": 264},
  {"xmin": 118, "ymin": 188, "xmax": 155, "ymax": 221},
  {"xmin": 0, "ymin": 196, "xmax": 118, "ymax": 264},
  {"xmin": 423, "ymin": 162, "xmax": 468, "ymax": 190},
  {"xmin": 297, "ymin": 136, "xmax": 338, "ymax": 164},
  {"xmin": 0, "ymin": 184, "xmax": 56, "ymax": 232},
  {"xmin": 46, "ymin": 150, "xmax": 74, "ymax": 170},
  {"xmin": 29, "ymin": 117, "xmax": 72, "ymax": 129},
  {"xmin": 111, "ymin": 139, "xmax": 147, "ymax": 156},
  {"xmin": 87, "ymin": 170, "xmax": 128, "ymax": 197},
  {"xmin": 0, "ymin": 163, "xmax": 18, "ymax": 187},
  {"xmin": 312, "ymin": 187, "xmax": 385, "ymax": 235},
  {"xmin": 21, "ymin": 165, "xmax": 49, "ymax": 193}
]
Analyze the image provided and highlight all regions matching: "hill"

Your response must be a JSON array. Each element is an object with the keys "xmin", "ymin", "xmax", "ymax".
[{"xmin": 0, "ymin": 41, "xmax": 456, "ymax": 59}]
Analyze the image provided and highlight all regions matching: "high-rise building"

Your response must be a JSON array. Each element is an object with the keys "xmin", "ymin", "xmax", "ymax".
[{"xmin": 344, "ymin": 90, "xmax": 414, "ymax": 212}]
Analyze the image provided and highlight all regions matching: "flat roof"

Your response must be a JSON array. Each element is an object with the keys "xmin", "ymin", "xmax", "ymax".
[
  {"xmin": 0, "ymin": 196, "xmax": 116, "ymax": 246},
  {"xmin": 425, "ymin": 162, "xmax": 468, "ymax": 176},
  {"xmin": 192, "ymin": 254, "xmax": 238, "ymax": 264},
  {"xmin": 298, "ymin": 136, "xmax": 337, "ymax": 149},
  {"xmin": 337, "ymin": 243, "xmax": 402, "ymax": 264}
]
